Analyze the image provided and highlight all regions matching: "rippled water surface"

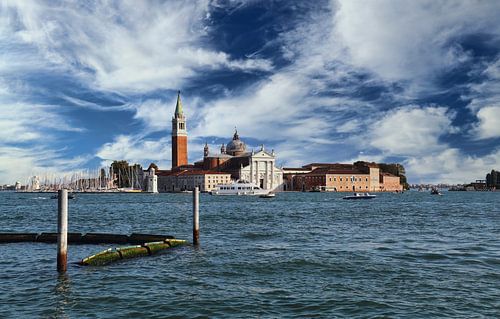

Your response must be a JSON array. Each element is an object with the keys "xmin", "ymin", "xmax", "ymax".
[{"xmin": 0, "ymin": 191, "xmax": 499, "ymax": 318}]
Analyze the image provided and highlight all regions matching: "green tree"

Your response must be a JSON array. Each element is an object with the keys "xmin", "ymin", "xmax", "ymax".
[
  {"xmin": 111, "ymin": 160, "xmax": 130, "ymax": 188},
  {"xmin": 492, "ymin": 170, "xmax": 498, "ymax": 187}
]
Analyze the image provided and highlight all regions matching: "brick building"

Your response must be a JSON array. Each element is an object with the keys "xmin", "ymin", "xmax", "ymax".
[{"xmin": 283, "ymin": 162, "xmax": 402, "ymax": 192}]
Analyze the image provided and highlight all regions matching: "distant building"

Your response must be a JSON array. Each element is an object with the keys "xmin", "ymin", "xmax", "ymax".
[
  {"xmin": 283, "ymin": 162, "xmax": 402, "ymax": 192},
  {"xmin": 470, "ymin": 179, "xmax": 487, "ymax": 191},
  {"xmin": 144, "ymin": 167, "xmax": 158, "ymax": 193}
]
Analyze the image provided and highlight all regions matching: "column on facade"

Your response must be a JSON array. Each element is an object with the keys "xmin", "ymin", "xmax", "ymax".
[
  {"xmin": 250, "ymin": 158, "xmax": 253, "ymax": 183},
  {"xmin": 270, "ymin": 160, "xmax": 274, "ymax": 190},
  {"xmin": 255, "ymin": 161, "xmax": 259, "ymax": 186},
  {"xmin": 264, "ymin": 161, "xmax": 269, "ymax": 190}
]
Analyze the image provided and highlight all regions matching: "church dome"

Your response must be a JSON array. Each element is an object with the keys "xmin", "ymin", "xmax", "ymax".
[{"xmin": 226, "ymin": 130, "xmax": 246, "ymax": 156}]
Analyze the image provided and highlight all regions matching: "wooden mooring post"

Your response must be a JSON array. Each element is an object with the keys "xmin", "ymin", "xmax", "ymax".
[
  {"xmin": 57, "ymin": 189, "xmax": 68, "ymax": 272},
  {"xmin": 193, "ymin": 187, "xmax": 199, "ymax": 245}
]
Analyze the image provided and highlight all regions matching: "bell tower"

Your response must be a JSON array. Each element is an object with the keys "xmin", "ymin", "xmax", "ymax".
[{"xmin": 172, "ymin": 91, "xmax": 188, "ymax": 168}]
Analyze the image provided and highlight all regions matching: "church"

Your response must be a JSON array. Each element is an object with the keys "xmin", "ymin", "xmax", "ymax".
[
  {"xmin": 156, "ymin": 92, "xmax": 284, "ymax": 192},
  {"xmin": 196, "ymin": 131, "xmax": 283, "ymax": 190}
]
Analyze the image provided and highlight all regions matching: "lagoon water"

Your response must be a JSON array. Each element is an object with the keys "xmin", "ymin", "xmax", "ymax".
[{"xmin": 0, "ymin": 191, "xmax": 498, "ymax": 318}]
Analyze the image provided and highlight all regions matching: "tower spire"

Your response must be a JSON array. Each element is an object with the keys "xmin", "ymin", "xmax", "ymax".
[
  {"xmin": 172, "ymin": 90, "xmax": 187, "ymax": 169},
  {"xmin": 175, "ymin": 90, "xmax": 183, "ymax": 115}
]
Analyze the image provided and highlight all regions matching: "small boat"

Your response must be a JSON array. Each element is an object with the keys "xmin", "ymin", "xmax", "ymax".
[
  {"xmin": 211, "ymin": 180, "xmax": 269, "ymax": 196},
  {"xmin": 259, "ymin": 193, "xmax": 276, "ymax": 198},
  {"xmin": 342, "ymin": 192, "xmax": 376, "ymax": 200},
  {"xmin": 430, "ymin": 188, "xmax": 442, "ymax": 195}
]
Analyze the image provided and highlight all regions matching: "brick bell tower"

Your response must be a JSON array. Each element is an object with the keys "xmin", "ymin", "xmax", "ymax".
[{"xmin": 172, "ymin": 91, "xmax": 188, "ymax": 169}]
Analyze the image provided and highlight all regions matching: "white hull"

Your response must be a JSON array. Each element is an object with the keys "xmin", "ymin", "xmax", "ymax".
[
  {"xmin": 210, "ymin": 181, "xmax": 269, "ymax": 196},
  {"xmin": 212, "ymin": 191, "xmax": 268, "ymax": 196}
]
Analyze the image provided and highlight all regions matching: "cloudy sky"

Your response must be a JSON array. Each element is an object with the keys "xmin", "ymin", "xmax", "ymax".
[{"xmin": 1, "ymin": 0, "xmax": 499, "ymax": 184}]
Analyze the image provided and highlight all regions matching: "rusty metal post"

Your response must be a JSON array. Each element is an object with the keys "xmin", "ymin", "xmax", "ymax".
[
  {"xmin": 57, "ymin": 189, "xmax": 68, "ymax": 272},
  {"xmin": 193, "ymin": 187, "xmax": 199, "ymax": 245}
]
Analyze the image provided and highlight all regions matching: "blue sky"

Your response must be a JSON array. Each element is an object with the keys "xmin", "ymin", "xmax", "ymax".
[{"xmin": 1, "ymin": 0, "xmax": 500, "ymax": 184}]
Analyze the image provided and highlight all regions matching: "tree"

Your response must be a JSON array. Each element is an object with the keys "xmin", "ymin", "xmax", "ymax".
[
  {"xmin": 492, "ymin": 170, "xmax": 498, "ymax": 187},
  {"xmin": 111, "ymin": 160, "xmax": 130, "ymax": 188}
]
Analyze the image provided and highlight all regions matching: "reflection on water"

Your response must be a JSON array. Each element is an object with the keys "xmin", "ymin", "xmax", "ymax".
[{"xmin": 54, "ymin": 273, "xmax": 71, "ymax": 319}]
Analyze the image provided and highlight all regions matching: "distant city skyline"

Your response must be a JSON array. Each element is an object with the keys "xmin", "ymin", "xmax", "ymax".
[{"xmin": 1, "ymin": 0, "xmax": 499, "ymax": 184}]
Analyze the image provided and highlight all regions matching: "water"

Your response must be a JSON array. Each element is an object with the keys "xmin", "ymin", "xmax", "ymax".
[{"xmin": 0, "ymin": 191, "xmax": 498, "ymax": 318}]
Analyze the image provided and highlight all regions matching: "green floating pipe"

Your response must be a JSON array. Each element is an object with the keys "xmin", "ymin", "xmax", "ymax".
[{"xmin": 79, "ymin": 239, "xmax": 187, "ymax": 266}]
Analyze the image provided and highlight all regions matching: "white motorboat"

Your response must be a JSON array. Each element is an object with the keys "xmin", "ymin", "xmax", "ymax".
[
  {"xmin": 210, "ymin": 181, "xmax": 270, "ymax": 196},
  {"xmin": 342, "ymin": 192, "xmax": 376, "ymax": 200},
  {"xmin": 259, "ymin": 193, "xmax": 276, "ymax": 198}
]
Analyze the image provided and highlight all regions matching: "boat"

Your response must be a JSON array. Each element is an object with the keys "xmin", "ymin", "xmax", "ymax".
[
  {"xmin": 430, "ymin": 188, "xmax": 442, "ymax": 195},
  {"xmin": 342, "ymin": 192, "xmax": 376, "ymax": 200},
  {"xmin": 259, "ymin": 193, "xmax": 276, "ymax": 198},
  {"xmin": 210, "ymin": 181, "xmax": 270, "ymax": 196}
]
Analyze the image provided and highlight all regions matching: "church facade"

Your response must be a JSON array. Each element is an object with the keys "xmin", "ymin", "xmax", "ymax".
[{"xmin": 198, "ymin": 131, "xmax": 283, "ymax": 191}]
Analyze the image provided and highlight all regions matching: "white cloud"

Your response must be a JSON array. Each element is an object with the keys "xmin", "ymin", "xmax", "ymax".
[
  {"xmin": 132, "ymin": 100, "xmax": 172, "ymax": 133},
  {"xmin": 1, "ymin": 0, "xmax": 272, "ymax": 93},
  {"xmin": 96, "ymin": 135, "xmax": 170, "ymax": 168},
  {"xmin": 333, "ymin": 0, "xmax": 500, "ymax": 90},
  {"xmin": 0, "ymin": 103, "xmax": 83, "ymax": 143},
  {"xmin": 473, "ymin": 106, "xmax": 500, "ymax": 139},
  {"xmin": 369, "ymin": 106, "xmax": 455, "ymax": 156},
  {"xmin": 0, "ymin": 101, "xmax": 88, "ymax": 183},
  {"xmin": 192, "ymin": 71, "xmax": 338, "ymax": 142},
  {"xmin": 405, "ymin": 148, "xmax": 500, "ymax": 184},
  {"xmin": 0, "ymin": 145, "xmax": 91, "ymax": 184}
]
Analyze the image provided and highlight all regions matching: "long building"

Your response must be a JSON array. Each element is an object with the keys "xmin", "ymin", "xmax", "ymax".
[{"xmin": 283, "ymin": 162, "xmax": 402, "ymax": 192}]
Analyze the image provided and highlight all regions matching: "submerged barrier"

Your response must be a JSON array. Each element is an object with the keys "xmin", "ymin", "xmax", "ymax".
[
  {"xmin": 7, "ymin": 187, "xmax": 200, "ymax": 271},
  {"xmin": 0, "ymin": 232, "xmax": 175, "ymax": 244},
  {"xmin": 79, "ymin": 239, "xmax": 187, "ymax": 266}
]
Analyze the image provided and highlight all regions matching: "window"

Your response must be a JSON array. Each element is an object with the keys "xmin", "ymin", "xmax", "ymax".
[{"xmin": 340, "ymin": 177, "xmax": 343, "ymax": 181}]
